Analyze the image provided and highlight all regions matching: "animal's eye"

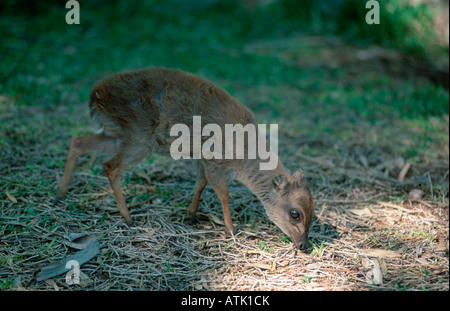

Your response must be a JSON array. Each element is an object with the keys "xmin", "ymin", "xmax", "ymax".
[{"xmin": 290, "ymin": 210, "xmax": 300, "ymax": 220}]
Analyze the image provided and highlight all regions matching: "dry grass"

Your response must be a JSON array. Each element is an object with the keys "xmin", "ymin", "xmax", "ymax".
[{"xmin": 1, "ymin": 103, "xmax": 448, "ymax": 291}]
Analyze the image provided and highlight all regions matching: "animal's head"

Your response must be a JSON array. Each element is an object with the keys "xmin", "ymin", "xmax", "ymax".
[{"xmin": 267, "ymin": 170, "xmax": 314, "ymax": 250}]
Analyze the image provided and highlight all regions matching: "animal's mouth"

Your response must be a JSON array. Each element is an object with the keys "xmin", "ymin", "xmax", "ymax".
[
  {"xmin": 286, "ymin": 228, "xmax": 308, "ymax": 251},
  {"xmin": 293, "ymin": 236, "xmax": 308, "ymax": 250},
  {"xmin": 272, "ymin": 218, "xmax": 309, "ymax": 250}
]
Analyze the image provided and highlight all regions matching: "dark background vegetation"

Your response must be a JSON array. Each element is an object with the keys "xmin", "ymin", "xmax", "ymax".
[
  {"xmin": 0, "ymin": 0, "xmax": 448, "ymax": 291},
  {"xmin": 1, "ymin": 0, "xmax": 448, "ymax": 114}
]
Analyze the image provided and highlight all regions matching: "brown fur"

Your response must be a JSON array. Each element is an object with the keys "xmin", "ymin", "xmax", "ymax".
[{"xmin": 56, "ymin": 67, "xmax": 314, "ymax": 249}]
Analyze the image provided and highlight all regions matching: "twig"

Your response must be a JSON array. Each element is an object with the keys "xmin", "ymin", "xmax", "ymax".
[{"xmin": 397, "ymin": 162, "xmax": 411, "ymax": 182}]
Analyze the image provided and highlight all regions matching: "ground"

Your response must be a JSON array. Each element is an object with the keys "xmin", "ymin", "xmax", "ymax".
[{"xmin": 0, "ymin": 0, "xmax": 448, "ymax": 291}]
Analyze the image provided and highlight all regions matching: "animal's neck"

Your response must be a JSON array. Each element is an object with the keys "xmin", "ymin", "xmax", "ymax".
[{"xmin": 235, "ymin": 157, "xmax": 288, "ymax": 206}]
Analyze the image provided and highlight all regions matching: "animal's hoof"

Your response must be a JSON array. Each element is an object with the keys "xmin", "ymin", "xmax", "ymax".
[
  {"xmin": 226, "ymin": 226, "xmax": 243, "ymax": 236},
  {"xmin": 188, "ymin": 218, "xmax": 199, "ymax": 226},
  {"xmin": 52, "ymin": 196, "xmax": 62, "ymax": 205},
  {"xmin": 124, "ymin": 218, "xmax": 135, "ymax": 227}
]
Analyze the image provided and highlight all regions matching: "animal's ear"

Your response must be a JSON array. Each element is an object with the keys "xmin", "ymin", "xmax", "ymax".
[
  {"xmin": 292, "ymin": 169, "xmax": 304, "ymax": 181},
  {"xmin": 272, "ymin": 174, "xmax": 289, "ymax": 194},
  {"xmin": 292, "ymin": 169, "xmax": 304, "ymax": 190}
]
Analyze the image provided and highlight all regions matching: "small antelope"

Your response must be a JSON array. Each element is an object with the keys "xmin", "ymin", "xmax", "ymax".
[{"xmin": 55, "ymin": 68, "xmax": 314, "ymax": 249}]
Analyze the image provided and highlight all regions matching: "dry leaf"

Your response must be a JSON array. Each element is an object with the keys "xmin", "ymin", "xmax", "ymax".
[
  {"xmin": 208, "ymin": 214, "xmax": 224, "ymax": 226},
  {"xmin": 409, "ymin": 189, "xmax": 424, "ymax": 200},
  {"xmin": 363, "ymin": 258, "xmax": 383, "ymax": 285},
  {"xmin": 37, "ymin": 240, "xmax": 100, "ymax": 282},
  {"xmin": 415, "ymin": 258, "xmax": 428, "ymax": 265},
  {"xmin": 306, "ymin": 263, "xmax": 321, "ymax": 269},
  {"xmin": 435, "ymin": 241, "xmax": 448, "ymax": 253},
  {"xmin": 6, "ymin": 191, "xmax": 18, "ymax": 203},
  {"xmin": 249, "ymin": 263, "xmax": 272, "ymax": 270},
  {"xmin": 271, "ymin": 261, "xmax": 277, "ymax": 271},
  {"xmin": 201, "ymin": 275, "xmax": 209, "ymax": 290},
  {"xmin": 377, "ymin": 201, "xmax": 414, "ymax": 213},
  {"xmin": 62, "ymin": 233, "xmax": 98, "ymax": 250},
  {"xmin": 77, "ymin": 270, "xmax": 93, "ymax": 287},
  {"xmin": 11, "ymin": 276, "xmax": 23, "ymax": 290},
  {"xmin": 279, "ymin": 260, "xmax": 290, "ymax": 266},
  {"xmin": 358, "ymin": 248, "xmax": 401, "ymax": 258},
  {"xmin": 349, "ymin": 207, "xmax": 373, "ymax": 217},
  {"xmin": 44, "ymin": 278, "xmax": 60, "ymax": 291}
]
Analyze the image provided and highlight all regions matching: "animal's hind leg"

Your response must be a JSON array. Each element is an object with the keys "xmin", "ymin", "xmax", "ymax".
[
  {"xmin": 102, "ymin": 143, "xmax": 148, "ymax": 225},
  {"xmin": 189, "ymin": 161, "xmax": 208, "ymax": 224},
  {"xmin": 56, "ymin": 134, "xmax": 118, "ymax": 202}
]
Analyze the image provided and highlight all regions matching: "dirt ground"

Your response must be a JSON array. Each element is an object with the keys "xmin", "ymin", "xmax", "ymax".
[{"xmin": 1, "ymin": 102, "xmax": 448, "ymax": 291}]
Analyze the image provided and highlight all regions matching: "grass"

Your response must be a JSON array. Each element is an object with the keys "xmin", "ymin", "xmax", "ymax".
[
  {"xmin": 0, "ymin": 0, "xmax": 448, "ymax": 291},
  {"xmin": 309, "ymin": 240, "xmax": 328, "ymax": 258}
]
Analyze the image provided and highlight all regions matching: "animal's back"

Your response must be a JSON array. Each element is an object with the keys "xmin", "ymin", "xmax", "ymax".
[{"xmin": 89, "ymin": 68, "xmax": 255, "ymax": 154}]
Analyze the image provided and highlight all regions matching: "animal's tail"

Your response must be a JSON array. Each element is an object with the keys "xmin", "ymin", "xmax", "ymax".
[{"xmin": 88, "ymin": 92, "xmax": 104, "ymax": 134}]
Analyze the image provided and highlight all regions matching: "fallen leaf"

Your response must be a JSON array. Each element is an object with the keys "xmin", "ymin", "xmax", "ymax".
[
  {"xmin": 11, "ymin": 276, "xmax": 23, "ymax": 290},
  {"xmin": 358, "ymin": 248, "xmax": 401, "ymax": 258},
  {"xmin": 201, "ymin": 275, "xmax": 209, "ymax": 290},
  {"xmin": 62, "ymin": 233, "xmax": 98, "ymax": 250},
  {"xmin": 77, "ymin": 271, "xmax": 93, "ymax": 287},
  {"xmin": 249, "ymin": 263, "xmax": 272, "ymax": 270},
  {"xmin": 279, "ymin": 260, "xmax": 290, "ymax": 266},
  {"xmin": 271, "ymin": 261, "xmax": 277, "ymax": 271},
  {"xmin": 37, "ymin": 240, "xmax": 100, "ymax": 282},
  {"xmin": 306, "ymin": 263, "xmax": 321, "ymax": 269},
  {"xmin": 363, "ymin": 258, "xmax": 383, "ymax": 285},
  {"xmin": 408, "ymin": 189, "xmax": 424, "ymax": 200},
  {"xmin": 349, "ymin": 207, "xmax": 373, "ymax": 217},
  {"xmin": 415, "ymin": 258, "xmax": 428, "ymax": 265},
  {"xmin": 433, "ymin": 269, "xmax": 445, "ymax": 275},
  {"xmin": 435, "ymin": 241, "xmax": 448, "ymax": 253},
  {"xmin": 208, "ymin": 214, "xmax": 224, "ymax": 226},
  {"xmin": 376, "ymin": 201, "xmax": 414, "ymax": 213},
  {"xmin": 44, "ymin": 279, "xmax": 60, "ymax": 291},
  {"xmin": 6, "ymin": 191, "xmax": 18, "ymax": 203}
]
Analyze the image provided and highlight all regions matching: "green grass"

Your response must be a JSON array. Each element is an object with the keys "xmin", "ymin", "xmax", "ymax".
[
  {"xmin": 309, "ymin": 240, "xmax": 327, "ymax": 258},
  {"xmin": 258, "ymin": 240, "xmax": 272, "ymax": 253},
  {"xmin": 1, "ymin": 1, "xmax": 447, "ymax": 116},
  {"xmin": 278, "ymin": 0, "xmax": 448, "ymax": 57}
]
